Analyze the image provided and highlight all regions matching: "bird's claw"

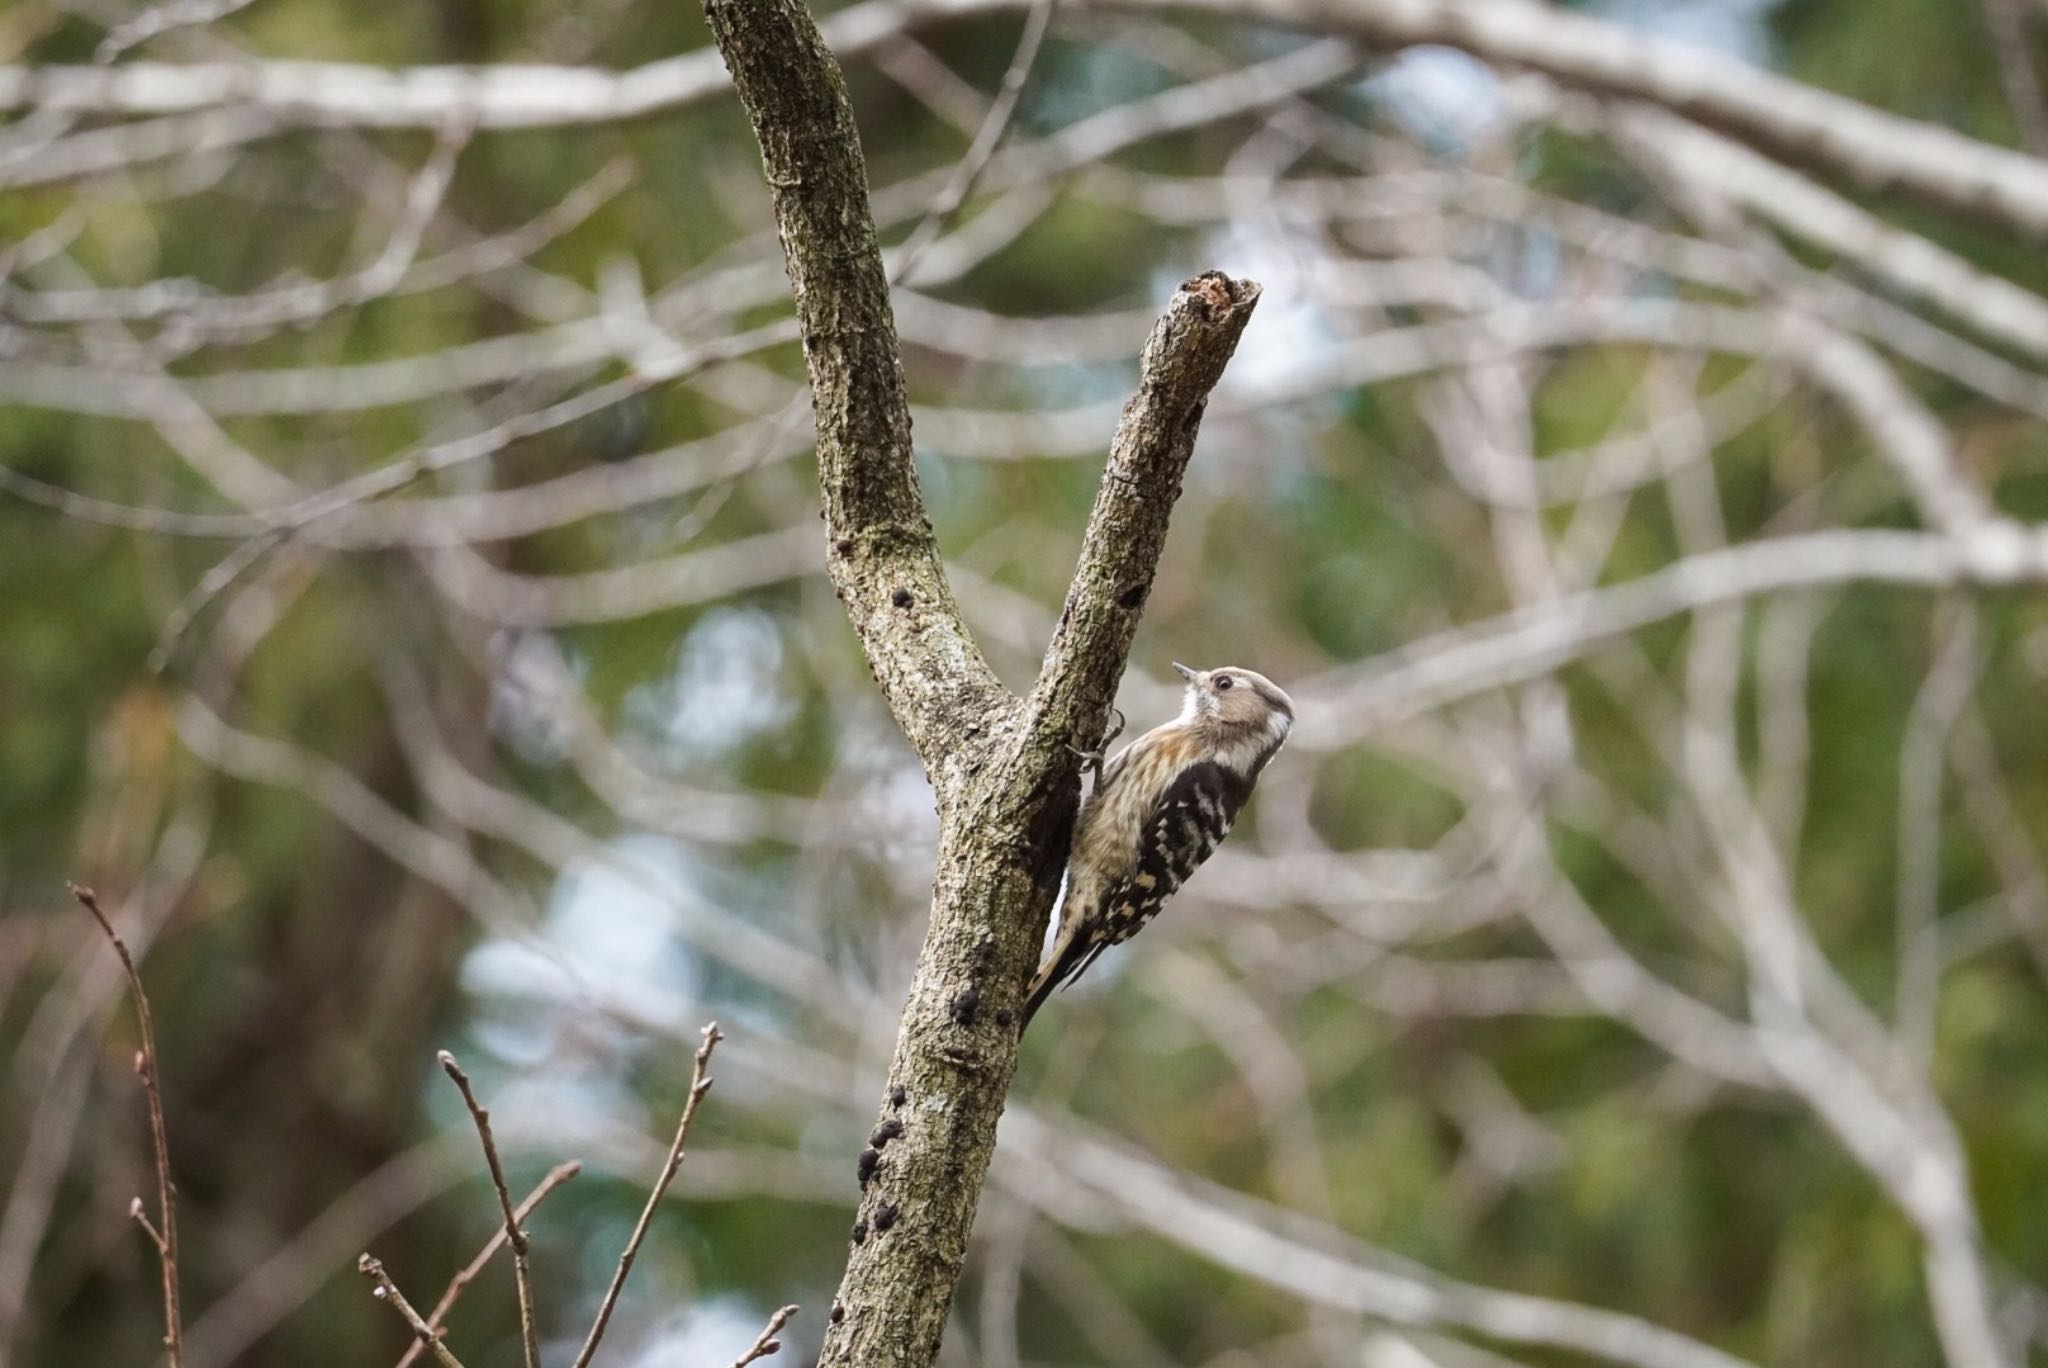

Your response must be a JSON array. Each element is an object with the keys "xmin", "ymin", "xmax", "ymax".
[
  {"xmin": 1101, "ymin": 707, "xmax": 1125, "ymax": 751},
  {"xmin": 1068, "ymin": 708, "xmax": 1125, "ymax": 783}
]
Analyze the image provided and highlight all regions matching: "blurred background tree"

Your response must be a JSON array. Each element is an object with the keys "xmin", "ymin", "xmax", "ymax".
[{"xmin": 4, "ymin": 0, "xmax": 2048, "ymax": 1365}]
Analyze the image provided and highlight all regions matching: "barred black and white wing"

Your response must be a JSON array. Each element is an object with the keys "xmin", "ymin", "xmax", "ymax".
[{"xmin": 1023, "ymin": 759, "xmax": 1251, "ymax": 1022}]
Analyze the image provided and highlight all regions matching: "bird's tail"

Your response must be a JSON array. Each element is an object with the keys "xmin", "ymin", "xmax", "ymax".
[
  {"xmin": 1020, "ymin": 879, "xmax": 1080, "ymax": 1034},
  {"xmin": 1019, "ymin": 965, "xmax": 1059, "ymax": 1033},
  {"xmin": 1018, "ymin": 917, "xmax": 1106, "ymax": 1034}
]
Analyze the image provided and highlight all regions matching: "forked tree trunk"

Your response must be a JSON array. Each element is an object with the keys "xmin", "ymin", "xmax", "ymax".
[{"xmin": 701, "ymin": 1, "xmax": 1260, "ymax": 1362}]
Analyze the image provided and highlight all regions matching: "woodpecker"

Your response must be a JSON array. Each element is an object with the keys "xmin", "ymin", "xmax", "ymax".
[{"xmin": 1023, "ymin": 662, "xmax": 1294, "ymax": 1028}]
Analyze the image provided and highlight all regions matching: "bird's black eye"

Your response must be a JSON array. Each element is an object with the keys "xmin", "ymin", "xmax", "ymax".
[{"xmin": 1214, "ymin": 675, "xmax": 1233, "ymax": 690}]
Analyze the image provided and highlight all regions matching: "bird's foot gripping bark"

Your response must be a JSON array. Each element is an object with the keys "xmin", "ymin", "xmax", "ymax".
[{"xmin": 1066, "ymin": 707, "xmax": 1125, "ymax": 784}]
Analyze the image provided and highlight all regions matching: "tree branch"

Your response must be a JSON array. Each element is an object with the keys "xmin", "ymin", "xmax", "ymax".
[
  {"xmin": 704, "ymin": 0, "xmax": 1009, "ymax": 779},
  {"xmin": 1026, "ymin": 270, "xmax": 1260, "ymax": 753},
  {"xmin": 703, "ymin": 4, "xmax": 1258, "ymax": 1367}
]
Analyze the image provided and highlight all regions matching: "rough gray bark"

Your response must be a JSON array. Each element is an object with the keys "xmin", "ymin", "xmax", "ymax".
[{"xmin": 700, "ymin": 1, "xmax": 1259, "ymax": 1364}]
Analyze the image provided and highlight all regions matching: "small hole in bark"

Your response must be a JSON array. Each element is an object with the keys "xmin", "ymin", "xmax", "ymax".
[
  {"xmin": 891, "ymin": 587, "xmax": 914, "ymax": 608},
  {"xmin": 1118, "ymin": 583, "xmax": 1146, "ymax": 610},
  {"xmin": 873, "ymin": 1201, "xmax": 900, "ymax": 1232},
  {"xmin": 996, "ymin": 1007, "xmax": 1013, "ymax": 1027}
]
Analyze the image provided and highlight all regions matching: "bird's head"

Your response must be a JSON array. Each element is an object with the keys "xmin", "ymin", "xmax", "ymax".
[{"xmin": 1173, "ymin": 662, "xmax": 1294, "ymax": 746}]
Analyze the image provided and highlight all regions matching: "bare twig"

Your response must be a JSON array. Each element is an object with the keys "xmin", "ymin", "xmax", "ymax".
[
  {"xmin": 436, "ymin": 1051, "xmax": 541, "ymax": 1368},
  {"xmin": 395, "ymin": 1161, "xmax": 583, "ymax": 1368},
  {"xmin": 358, "ymin": 1254, "xmax": 468, "ymax": 1368},
  {"xmin": 69, "ymin": 884, "xmax": 182, "ymax": 1368},
  {"xmin": 731, "ymin": 1304, "xmax": 800, "ymax": 1368},
  {"xmin": 572, "ymin": 1022, "xmax": 725, "ymax": 1368}
]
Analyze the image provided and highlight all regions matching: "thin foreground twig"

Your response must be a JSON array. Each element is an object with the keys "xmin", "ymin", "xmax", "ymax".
[
  {"xmin": 437, "ymin": 1050, "xmax": 542, "ymax": 1368},
  {"xmin": 70, "ymin": 883, "xmax": 182, "ymax": 1368},
  {"xmin": 732, "ymin": 1304, "xmax": 800, "ymax": 1368},
  {"xmin": 571, "ymin": 1022, "xmax": 725, "ymax": 1368},
  {"xmin": 393, "ymin": 1161, "xmax": 583, "ymax": 1368},
  {"xmin": 358, "ymin": 1254, "xmax": 468, "ymax": 1368}
]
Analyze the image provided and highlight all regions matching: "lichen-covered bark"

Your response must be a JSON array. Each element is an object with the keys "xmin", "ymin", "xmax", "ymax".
[
  {"xmin": 702, "ymin": 0, "xmax": 1009, "ymax": 783},
  {"xmin": 701, "ymin": 3, "xmax": 1259, "ymax": 1365},
  {"xmin": 1025, "ymin": 272, "xmax": 1264, "ymax": 760}
]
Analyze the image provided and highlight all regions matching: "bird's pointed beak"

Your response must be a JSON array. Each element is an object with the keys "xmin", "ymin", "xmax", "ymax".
[{"xmin": 1172, "ymin": 662, "xmax": 1198, "ymax": 683}]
